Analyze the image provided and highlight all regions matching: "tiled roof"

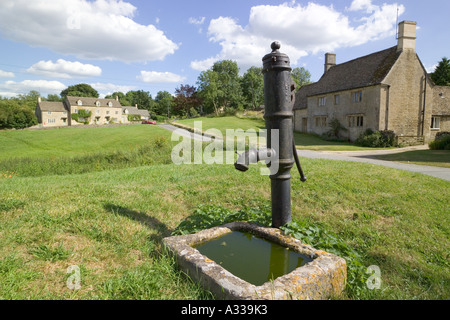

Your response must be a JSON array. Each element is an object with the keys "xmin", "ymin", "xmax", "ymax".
[
  {"xmin": 66, "ymin": 96, "xmax": 121, "ymax": 108},
  {"xmin": 294, "ymin": 46, "xmax": 401, "ymax": 109},
  {"xmin": 37, "ymin": 101, "xmax": 66, "ymax": 112}
]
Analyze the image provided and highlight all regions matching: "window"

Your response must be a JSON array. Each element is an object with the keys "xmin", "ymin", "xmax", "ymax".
[
  {"xmin": 77, "ymin": 100, "xmax": 82, "ymax": 106},
  {"xmin": 318, "ymin": 97, "xmax": 326, "ymax": 106},
  {"xmin": 348, "ymin": 115, "xmax": 364, "ymax": 127},
  {"xmin": 315, "ymin": 116, "xmax": 327, "ymax": 128},
  {"xmin": 74, "ymin": 108, "xmax": 78, "ymax": 113},
  {"xmin": 352, "ymin": 91, "xmax": 362, "ymax": 103},
  {"xmin": 431, "ymin": 117, "xmax": 440, "ymax": 129},
  {"xmin": 96, "ymin": 110, "xmax": 100, "ymax": 114},
  {"xmin": 106, "ymin": 111, "xmax": 110, "ymax": 115},
  {"xmin": 95, "ymin": 101, "xmax": 101, "ymax": 107},
  {"xmin": 334, "ymin": 95, "xmax": 340, "ymax": 105},
  {"xmin": 48, "ymin": 119, "xmax": 56, "ymax": 123},
  {"xmin": 108, "ymin": 102, "xmax": 113, "ymax": 107},
  {"xmin": 47, "ymin": 111, "xmax": 52, "ymax": 115},
  {"xmin": 115, "ymin": 111, "xmax": 119, "ymax": 115}
]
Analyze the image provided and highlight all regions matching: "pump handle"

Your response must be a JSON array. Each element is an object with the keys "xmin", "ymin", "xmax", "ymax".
[{"xmin": 292, "ymin": 138, "xmax": 306, "ymax": 182}]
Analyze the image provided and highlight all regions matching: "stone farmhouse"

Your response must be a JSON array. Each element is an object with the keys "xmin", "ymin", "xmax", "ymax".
[
  {"xmin": 294, "ymin": 21, "xmax": 450, "ymax": 144},
  {"xmin": 35, "ymin": 95, "xmax": 150, "ymax": 127}
]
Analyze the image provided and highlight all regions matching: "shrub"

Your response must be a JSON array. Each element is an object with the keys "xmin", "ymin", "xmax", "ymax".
[
  {"xmin": 355, "ymin": 129, "xmax": 397, "ymax": 148},
  {"xmin": 429, "ymin": 133, "xmax": 450, "ymax": 150},
  {"xmin": 322, "ymin": 118, "xmax": 348, "ymax": 140}
]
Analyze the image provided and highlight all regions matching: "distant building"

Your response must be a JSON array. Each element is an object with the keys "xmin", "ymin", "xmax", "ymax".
[
  {"xmin": 122, "ymin": 105, "xmax": 150, "ymax": 121},
  {"xmin": 35, "ymin": 95, "xmax": 151, "ymax": 127},
  {"xmin": 294, "ymin": 21, "xmax": 450, "ymax": 144}
]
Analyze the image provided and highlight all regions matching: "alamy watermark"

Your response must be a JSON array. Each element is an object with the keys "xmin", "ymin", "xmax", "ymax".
[
  {"xmin": 366, "ymin": 265, "xmax": 382, "ymax": 290},
  {"xmin": 66, "ymin": 265, "xmax": 81, "ymax": 290},
  {"xmin": 170, "ymin": 121, "xmax": 279, "ymax": 176}
]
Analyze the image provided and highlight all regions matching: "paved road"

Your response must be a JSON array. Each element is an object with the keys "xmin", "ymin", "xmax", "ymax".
[
  {"xmin": 157, "ymin": 124, "xmax": 450, "ymax": 181},
  {"xmin": 297, "ymin": 149, "xmax": 450, "ymax": 182}
]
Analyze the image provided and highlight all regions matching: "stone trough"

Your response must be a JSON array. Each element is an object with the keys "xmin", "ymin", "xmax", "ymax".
[{"xmin": 163, "ymin": 222, "xmax": 347, "ymax": 300}]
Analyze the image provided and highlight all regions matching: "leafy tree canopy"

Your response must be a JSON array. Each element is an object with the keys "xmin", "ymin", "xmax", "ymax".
[
  {"xmin": 431, "ymin": 57, "xmax": 450, "ymax": 86},
  {"xmin": 291, "ymin": 67, "xmax": 312, "ymax": 91},
  {"xmin": 60, "ymin": 83, "xmax": 99, "ymax": 99}
]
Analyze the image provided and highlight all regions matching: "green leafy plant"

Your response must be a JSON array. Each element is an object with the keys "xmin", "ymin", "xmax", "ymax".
[
  {"xmin": 429, "ymin": 132, "xmax": 450, "ymax": 150},
  {"xmin": 355, "ymin": 129, "xmax": 397, "ymax": 148},
  {"xmin": 173, "ymin": 204, "xmax": 373, "ymax": 299}
]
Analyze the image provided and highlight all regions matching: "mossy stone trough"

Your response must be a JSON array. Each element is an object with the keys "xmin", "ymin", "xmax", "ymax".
[{"xmin": 163, "ymin": 222, "xmax": 347, "ymax": 300}]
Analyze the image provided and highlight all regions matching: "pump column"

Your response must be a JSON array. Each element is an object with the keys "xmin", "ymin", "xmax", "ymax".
[{"xmin": 262, "ymin": 41, "xmax": 295, "ymax": 228}]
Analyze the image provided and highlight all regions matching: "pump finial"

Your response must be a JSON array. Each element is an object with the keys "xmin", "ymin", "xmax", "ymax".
[{"xmin": 271, "ymin": 41, "xmax": 281, "ymax": 52}]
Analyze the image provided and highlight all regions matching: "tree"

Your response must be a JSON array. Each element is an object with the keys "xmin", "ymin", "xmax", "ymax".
[
  {"xmin": 105, "ymin": 91, "xmax": 130, "ymax": 106},
  {"xmin": 0, "ymin": 99, "xmax": 37, "ymax": 129},
  {"xmin": 197, "ymin": 60, "xmax": 243, "ymax": 115},
  {"xmin": 46, "ymin": 94, "xmax": 61, "ymax": 102},
  {"xmin": 241, "ymin": 66, "xmax": 264, "ymax": 109},
  {"xmin": 291, "ymin": 67, "xmax": 312, "ymax": 91},
  {"xmin": 126, "ymin": 90, "xmax": 155, "ymax": 112},
  {"xmin": 60, "ymin": 83, "xmax": 99, "ymax": 98},
  {"xmin": 154, "ymin": 91, "xmax": 174, "ymax": 118},
  {"xmin": 173, "ymin": 84, "xmax": 200, "ymax": 117},
  {"xmin": 197, "ymin": 69, "xmax": 221, "ymax": 115},
  {"xmin": 431, "ymin": 57, "xmax": 450, "ymax": 86}
]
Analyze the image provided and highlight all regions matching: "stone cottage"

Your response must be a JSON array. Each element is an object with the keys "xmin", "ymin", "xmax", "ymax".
[
  {"xmin": 35, "ymin": 95, "xmax": 150, "ymax": 127},
  {"xmin": 294, "ymin": 21, "xmax": 450, "ymax": 144}
]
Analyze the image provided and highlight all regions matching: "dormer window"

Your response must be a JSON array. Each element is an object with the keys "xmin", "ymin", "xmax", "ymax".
[
  {"xmin": 77, "ymin": 100, "xmax": 82, "ymax": 106},
  {"xmin": 95, "ymin": 101, "xmax": 101, "ymax": 107},
  {"xmin": 107, "ymin": 101, "xmax": 113, "ymax": 107}
]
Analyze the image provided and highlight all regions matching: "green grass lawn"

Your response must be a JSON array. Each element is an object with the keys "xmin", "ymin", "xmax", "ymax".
[
  {"xmin": 373, "ymin": 150, "xmax": 450, "ymax": 168},
  {"xmin": 0, "ymin": 125, "xmax": 172, "ymax": 160},
  {"xmin": 173, "ymin": 116, "xmax": 266, "ymax": 136},
  {"xmin": 0, "ymin": 124, "xmax": 449, "ymax": 300}
]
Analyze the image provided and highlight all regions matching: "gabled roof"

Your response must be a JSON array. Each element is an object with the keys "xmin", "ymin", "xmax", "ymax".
[
  {"xmin": 66, "ymin": 96, "xmax": 122, "ymax": 108},
  {"xmin": 37, "ymin": 101, "xmax": 66, "ymax": 112},
  {"xmin": 122, "ymin": 106, "xmax": 150, "ymax": 117},
  {"xmin": 294, "ymin": 46, "xmax": 401, "ymax": 109}
]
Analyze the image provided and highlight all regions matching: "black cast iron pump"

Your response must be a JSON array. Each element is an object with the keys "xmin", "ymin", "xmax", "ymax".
[{"xmin": 235, "ymin": 41, "xmax": 306, "ymax": 228}]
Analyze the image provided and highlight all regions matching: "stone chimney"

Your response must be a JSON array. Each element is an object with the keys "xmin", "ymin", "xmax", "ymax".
[
  {"xmin": 324, "ymin": 53, "xmax": 336, "ymax": 73},
  {"xmin": 115, "ymin": 95, "xmax": 119, "ymax": 101},
  {"xmin": 397, "ymin": 21, "xmax": 416, "ymax": 52},
  {"xmin": 38, "ymin": 97, "xmax": 42, "ymax": 103}
]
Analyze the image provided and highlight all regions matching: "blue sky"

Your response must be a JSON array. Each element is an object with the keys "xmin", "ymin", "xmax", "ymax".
[{"xmin": 0, "ymin": 0, "xmax": 448, "ymax": 99}]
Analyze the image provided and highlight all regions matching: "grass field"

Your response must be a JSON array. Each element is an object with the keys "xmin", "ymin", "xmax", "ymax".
[
  {"xmin": 373, "ymin": 150, "xmax": 450, "ymax": 168},
  {"xmin": 0, "ymin": 121, "xmax": 449, "ymax": 300}
]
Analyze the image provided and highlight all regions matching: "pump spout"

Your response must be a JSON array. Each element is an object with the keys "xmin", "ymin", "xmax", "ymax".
[{"xmin": 234, "ymin": 148, "xmax": 276, "ymax": 172}]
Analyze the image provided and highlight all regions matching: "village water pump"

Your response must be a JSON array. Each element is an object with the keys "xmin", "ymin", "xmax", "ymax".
[{"xmin": 235, "ymin": 41, "xmax": 306, "ymax": 228}]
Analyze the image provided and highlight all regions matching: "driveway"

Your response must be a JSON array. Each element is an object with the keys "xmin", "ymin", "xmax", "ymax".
[{"xmin": 297, "ymin": 146, "xmax": 450, "ymax": 182}]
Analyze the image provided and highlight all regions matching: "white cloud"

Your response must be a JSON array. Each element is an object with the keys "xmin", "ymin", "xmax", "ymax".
[
  {"xmin": 90, "ymin": 82, "xmax": 136, "ymax": 96},
  {"xmin": 192, "ymin": 1, "xmax": 404, "ymax": 71},
  {"xmin": 0, "ymin": 70, "xmax": 15, "ymax": 78},
  {"xmin": 0, "ymin": 80, "xmax": 66, "ymax": 96},
  {"xmin": 189, "ymin": 16, "xmax": 206, "ymax": 34},
  {"xmin": 138, "ymin": 71, "xmax": 186, "ymax": 83},
  {"xmin": 27, "ymin": 59, "xmax": 102, "ymax": 79},
  {"xmin": 0, "ymin": 0, "xmax": 178, "ymax": 62},
  {"xmin": 348, "ymin": 0, "xmax": 377, "ymax": 13},
  {"xmin": 189, "ymin": 17, "xmax": 206, "ymax": 25}
]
